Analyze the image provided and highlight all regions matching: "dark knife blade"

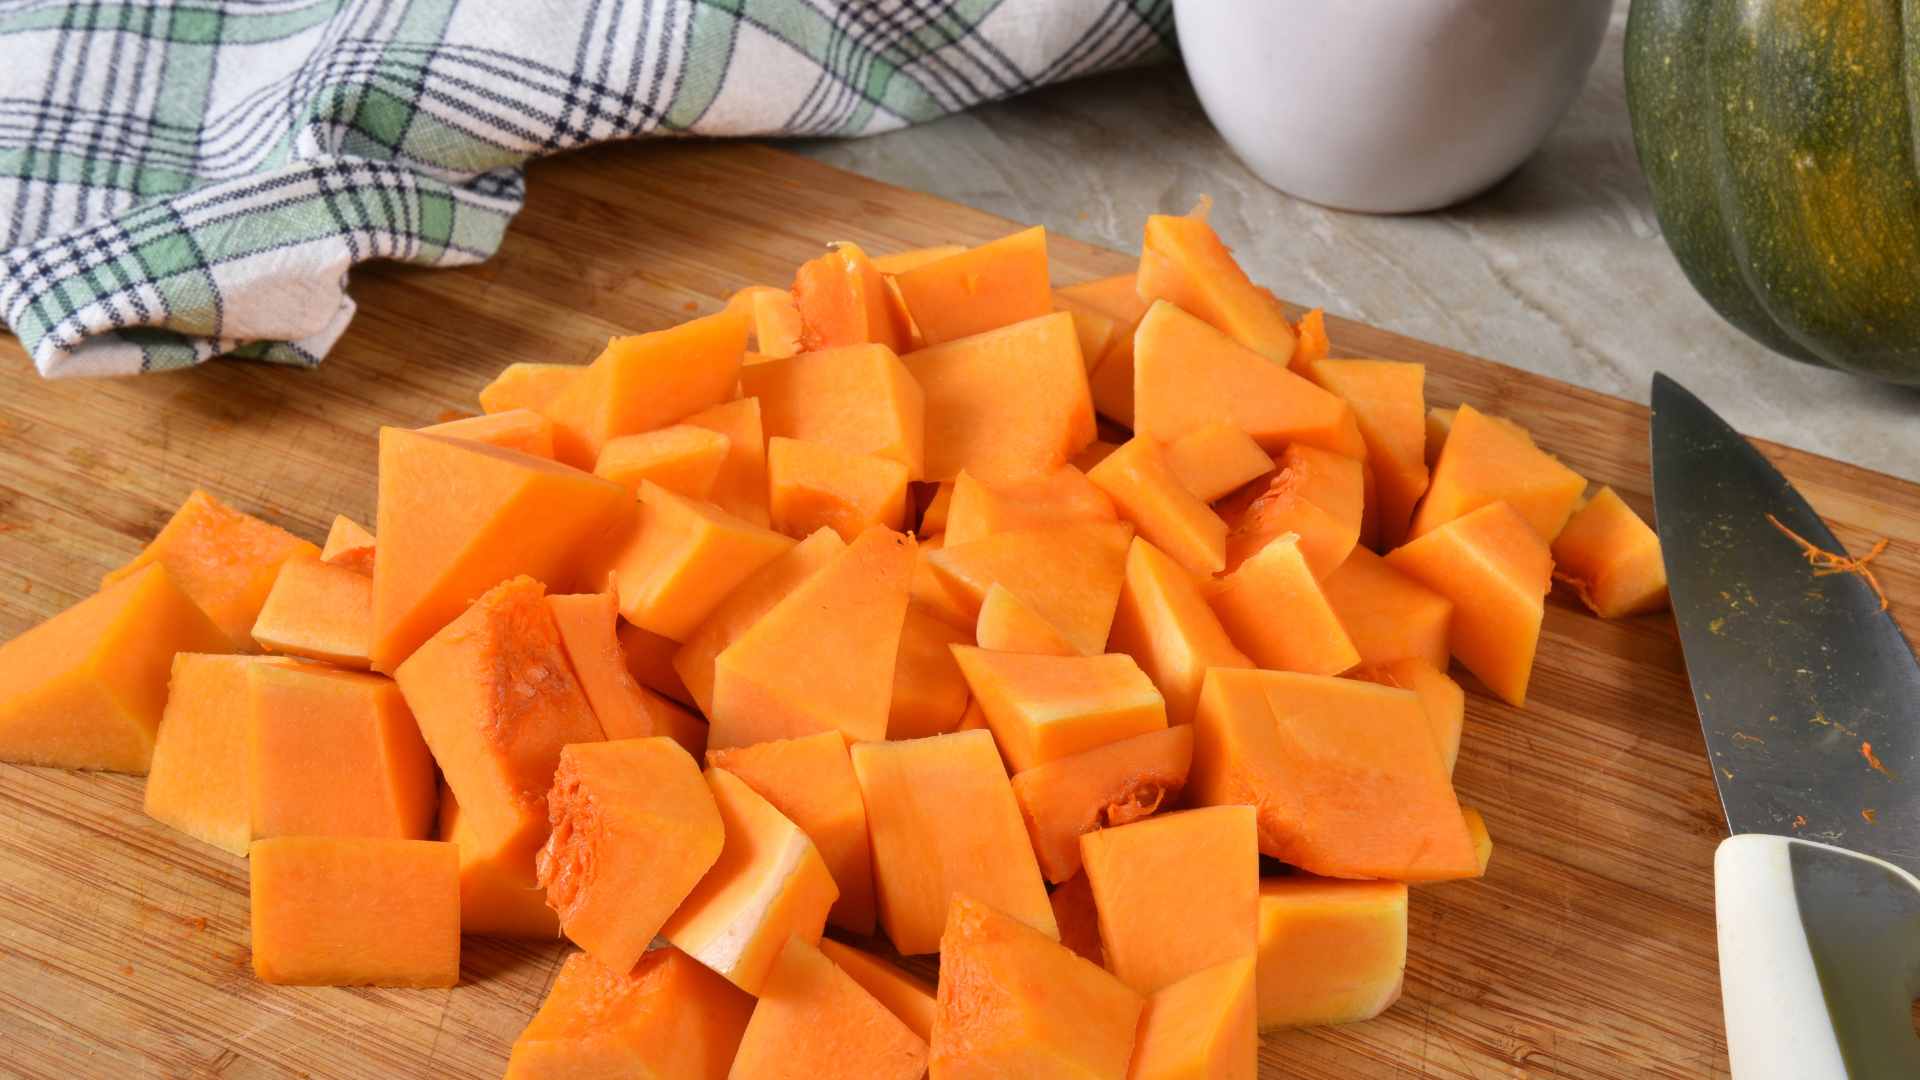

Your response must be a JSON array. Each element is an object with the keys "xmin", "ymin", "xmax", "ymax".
[{"xmin": 1651, "ymin": 373, "xmax": 1920, "ymax": 875}]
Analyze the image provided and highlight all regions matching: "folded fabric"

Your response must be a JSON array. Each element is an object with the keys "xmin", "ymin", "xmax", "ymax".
[{"xmin": 0, "ymin": 0, "xmax": 1172, "ymax": 377}]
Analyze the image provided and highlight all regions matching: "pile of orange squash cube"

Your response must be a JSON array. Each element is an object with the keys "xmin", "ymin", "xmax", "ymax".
[{"xmin": 0, "ymin": 203, "xmax": 1671, "ymax": 1079}]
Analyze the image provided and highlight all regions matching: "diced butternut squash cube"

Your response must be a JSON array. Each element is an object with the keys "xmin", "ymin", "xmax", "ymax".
[
  {"xmin": 1163, "ymin": 421, "xmax": 1273, "ymax": 503},
  {"xmin": 945, "ymin": 467, "xmax": 1115, "ymax": 547},
  {"xmin": 817, "ymin": 938, "xmax": 938, "ymax": 1043},
  {"xmin": 1425, "ymin": 406, "xmax": 1457, "ymax": 466},
  {"xmin": 0, "ymin": 563, "xmax": 230, "ymax": 772},
  {"xmin": 370, "ymin": 429, "xmax": 630, "ymax": 672},
  {"xmin": 707, "ymin": 730, "xmax": 877, "ymax": 936},
  {"xmin": 1409, "ymin": 403, "xmax": 1585, "ymax": 543},
  {"xmin": 543, "ymin": 309, "xmax": 748, "ymax": 468},
  {"xmin": 250, "ymin": 554, "xmax": 373, "ymax": 668},
  {"xmin": 742, "ymin": 344, "xmax": 926, "ymax": 478},
  {"xmin": 1207, "ymin": 535, "xmax": 1359, "ymax": 676},
  {"xmin": 932, "ymin": 895, "xmax": 1143, "ymax": 1079},
  {"xmin": 248, "ymin": 662, "xmax": 436, "ymax": 841},
  {"xmin": 927, "ymin": 521, "xmax": 1132, "ymax": 657},
  {"xmin": 1137, "ymin": 210, "xmax": 1297, "ymax": 365},
  {"xmin": 144, "ymin": 654, "xmax": 284, "ymax": 853},
  {"xmin": 1012, "ymin": 725, "xmax": 1193, "ymax": 883},
  {"xmin": 919, "ymin": 480, "xmax": 955, "ymax": 534},
  {"xmin": 1255, "ymin": 877, "xmax": 1407, "ymax": 1028},
  {"xmin": 1218, "ymin": 445, "xmax": 1364, "ymax": 577},
  {"xmin": 904, "ymin": 311, "xmax": 1095, "ymax": 484},
  {"xmin": 729, "ymin": 937, "xmax": 929, "ymax": 1080},
  {"xmin": 549, "ymin": 591, "xmax": 706, "ymax": 757},
  {"xmin": 593, "ymin": 425, "xmax": 731, "ymax": 501},
  {"xmin": 683, "ymin": 396, "xmax": 772, "ymax": 528},
  {"xmin": 871, "ymin": 245, "xmax": 969, "ymax": 275},
  {"xmin": 674, "ymin": 527, "xmax": 846, "ymax": 716},
  {"xmin": 436, "ymin": 784, "xmax": 557, "ymax": 938},
  {"xmin": 1072, "ymin": 438, "xmax": 1122, "ymax": 473},
  {"xmin": 1081, "ymin": 805, "xmax": 1258, "ymax": 994},
  {"xmin": 539, "ymin": 738, "xmax": 723, "ymax": 973},
  {"xmin": 1051, "ymin": 871, "xmax": 1104, "ymax": 966},
  {"xmin": 793, "ymin": 242, "xmax": 908, "ymax": 353},
  {"xmin": 1302, "ymin": 358, "xmax": 1429, "ymax": 547},
  {"xmin": 103, "ymin": 489, "xmax": 318, "ymax": 650},
  {"xmin": 320, "ymin": 514, "xmax": 376, "ymax": 575},
  {"xmin": 1320, "ymin": 546, "xmax": 1452, "ymax": 671},
  {"xmin": 505, "ymin": 948, "xmax": 753, "ymax": 1080},
  {"xmin": 1463, "ymin": 807, "xmax": 1494, "ymax": 873},
  {"xmin": 1058, "ymin": 297, "xmax": 1124, "ymax": 372},
  {"xmin": 1385, "ymin": 501, "xmax": 1552, "ymax": 707},
  {"xmin": 1190, "ymin": 669, "xmax": 1477, "ymax": 880},
  {"xmin": 618, "ymin": 621, "xmax": 696, "ymax": 706},
  {"xmin": 1290, "ymin": 308, "xmax": 1331, "ymax": 373},
  {"xmin": 1551, "ymin": 486, "xmax": 1669, "ymax": 617},
  {"xmin": 1351, "ymin": 658, "xmax": 1465, "ymax": 776},
  {"xmin": 480, "ymin": 362, "xmax": 579, "ymax": 416},
  {"xmin": 910, "ymin": 533, "xmax": 976, "ymax": 630},
  {"xmin": 661, "ymin": 768, "xmax": 839, "ymax": 994},
  {"xmin": 1087, "ymin": 437, "xmax": 1227, "ymax": 577},
  {"xmin": 709, "ymin": 527, "xmax": 915, "ymax": 748},
  {"xmin": 894, "ymin": 226, "xmax": 1051, "ymax": 347},
  {"xmin": 249, "ymin": 836, "xmax": 459, "ymax": 987},
  {"xmin": 1133, "ymin": 301, "xmax": 1364, "ymax": 459},
  {"xmin": 394, "ymin": 576, "xmax": 605, "ymax": 868},
  {"xmin": 421, "ymin": 408, "xmax": 556, "ymax": 459},
  {"xmin": 851, "ymin": 730, "xmax": 1056, "ymax": 954},
  {"xmin": 751, "ymin": 287, "xmax": 805, "ymax": 360},
  {"xmin": 975, "ymin": 582, "xmax": 1078, "ymax": 657},
  {"xmin": 1057, "ymin": 274, "xmax": 1151, "ymax": 428},
  {"xmin": 611, "ymin": 481, "xmax": 796, "ymax": 641},
  {"xmin": 767, "ymin": 437, "xmax": 911, "ymax": 541},
  {"xmin": 1109, "ymin": 538, "xmax": 1251, "ymax": 726},
  {"xmin": 1128, "ymin": 956, "xmax": 1257, "ymax": 1080},
  {"xmin": 951, "ymin": 647, "xmax": 1167, "ymax": 774},
  {"xmin": 890, "ymin": 604, "xmax": 973, "ymax": 739}
]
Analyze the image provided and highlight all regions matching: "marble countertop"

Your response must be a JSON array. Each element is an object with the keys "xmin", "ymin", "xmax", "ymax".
[{"xmin": 794, "ymin": 2, "xmax": 1918, "ymax": 483}]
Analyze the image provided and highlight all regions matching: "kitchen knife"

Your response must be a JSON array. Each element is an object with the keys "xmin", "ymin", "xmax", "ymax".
[{"xmin": 1651, "ymin": 373, "xmax": 1920, "ymax": 1079}]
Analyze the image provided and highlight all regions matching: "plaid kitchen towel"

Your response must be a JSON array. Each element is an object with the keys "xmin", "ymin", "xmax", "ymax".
[{"xmin": 0, "ymin": 0, "xmax": 1173, "ymax": 377}]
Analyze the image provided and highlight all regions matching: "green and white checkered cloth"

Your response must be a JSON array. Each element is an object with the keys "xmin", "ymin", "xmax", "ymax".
[{"xmin": 0, "ymin": 0, "xmax": 1172, "ymax": 377}]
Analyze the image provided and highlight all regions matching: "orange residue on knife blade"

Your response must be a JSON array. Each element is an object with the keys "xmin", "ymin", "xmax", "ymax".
[
  {"xmin": 1862, "ymin": 741, "xmax": 1896, "ymax": 779},
  {"xmin": 1863, "ymin": 808, "xmax": 1877, "ymax": 824},
  {"xmin": 1766, "ymin": 513, "xmax": 1890, "ymax": 612},
  {"xmin": 1731, "ymin": 732, "xmax": 1765, "ymax": 747}
]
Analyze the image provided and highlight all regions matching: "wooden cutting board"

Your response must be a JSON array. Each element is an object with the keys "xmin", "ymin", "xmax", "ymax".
[{"xmin": 2, "ymin": 141, "xmax": 1915, "ymax": 1080}]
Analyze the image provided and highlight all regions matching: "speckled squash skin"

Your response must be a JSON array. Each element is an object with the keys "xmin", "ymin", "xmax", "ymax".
[{"xmin": 1624, "ymin": 0, "xmax": 1920, "ymax": 384}]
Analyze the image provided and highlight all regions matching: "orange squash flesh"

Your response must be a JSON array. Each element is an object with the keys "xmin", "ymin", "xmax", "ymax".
[
  {"xmin": 1550, "ymin": 486, "xmax": 1670, "ymax": 618},
  {"xmin": 610, "ymin": 480, "xmax": 796, "ymax": 641},
  {"xmin": 890, "ymin": 603, "xmax": 974, "ymax": 739},
  {"xmin": 1127, "ymin": 956, "xmax": 1258, "ymax": 1080},
  {"xmin": 1425, "ymin": 406, "xmax": 1457, "ymax": 467},
  {"xmin": 1080, "ymin": 805, "xmax": 1259, "ymax": 995},
  {"xmin": 661, "ymin": 768, "xmax": 840, "ymax": 994},
  {"xmin": 1217, "ymin": 444, "xmax": 1365, "ymax": 577},
  {"xmin": 975, "ymin": 582, "xmax": 1079, "ymax": 657},
  {"xmin": 707, "ymin": 729, "xmax": 877, "ymax": 936},
  {"xmin": 1290, "ymin": 308, "xmax": 1331, "ymax": 373},
  {"xmin": 1385, "ymin": 500, "xmax": 1553, "ymax": 707},
  {"xmin": 247, "ymin": 662, "xmax": 437, "ymax": 842},
  {"xmin": 1190, "ymin": 669, "xmax": 1477, "ymax": 881},
  {"xmin": 1301, "ymin": 358, "xmax": 1429, "ymax": 547},
  {"xmin": 479, "ymin": 362, "xmax": 580, "ymax": 416},
  {"xmin": 919, "ymin": 480, "xmax": 955, "ymax": 534},
  {"xmin": 817, "ymin": 938, "xmax": 939, "ymax": 1043},
  {"xmin": 1087, "ymin": 436, "xmax": 1228, "ymax": 577},
  {"xmin": 420, "ymin": 408, "xmax": 557, "ymax": 459},
  {"xmin": 910, "ymin": 533, "xmax": 977, "ymax": 630},
  {"xmin": 1057, "ymin": 273, "xmax": 1151, "ymax": 428},
  {"xmin": 1137, "ymin": 210, "xmax": 1297, "ymax": 366},
  {"xmin": 851, "ymin": 730, "xmax": 1057, "ymax": 955},
  {"xmin": 872, "ymin": 245, "xmax": 970, "ymax": 275},
  {"xmin": 369, "ymin": 428, "xmax": 630, "ymax": 673},
  {"xmin": 548, "ymin": 591, "xmax": 706, "ymax": 758},
  {"xmin": 436, "ymin": 784, "xmax": 558, "ymax": 939},
  {"xmin": 1050, "ymin": 871, "xmax": 1105, "ymax": 966},
  {"xmin": 1072, "ymin": 438, "xmax": 1122, "ymax": 473},
  {"xmin": 538, "ymin": 738, "xmax": 723, "ymax": 974},
  {"xmin": 904, "ymin": 311, "xmax": 1095, "ymax": 484},
  {"xmin": 793, "ymin": 242, "xmax": 909, "ymax": 353},
  {"xmin": 750, "ymin": 287, "xmax": 805, "ymax": 359},
  {"xmin": 1463, "ymin": 806, "xmax": 1494, "ymax": 874},
  {"xmin": 1352, "ymin": 658, "xmax": 1466, "ymax": 777},
  {"xmin": 927, "ymin": 521, "xmax": 1133, "ymax": 657},
  {"xmin": 144, "ymin": 654, "xmax": 287, "ymax": 853},
  {"xmin": 592, "ymin": 425, "xmax": 731, "ymax": 501},
  {"xmin": 1409, "ymin": 403, "xmax": 1585, "ymax": 543},
  {"xmin": 894, "ymin": 226, "xmax": 1052, "ymax": 347},
  {"xmin": 708, "ymin": 527, "xmax": 915, "ymax": 748},
  {"xmin": 1163, "ymin": 421, "xmax": 1273, "ymax": 503},
  {"xmin": 682, "ymin": 396, "xmax": 773, "ymax": 528},
  {"xmin": 1133, "ymin": 300, "xmax": 1364, "ymax": 459},
  {"xmin": 1011, "ymin": 724, "xmax": 1194, "ymax": 883},
  {"xmin": 674, "ymin": 526, "xmax": 847, "ymax": 717},
  {"xmin": 951, "ymin": 646, "xmax": 1168, "ymax": 774},
  {"xmin": 1109, "ymin": 537, "xmax": 1252, "ymax": 726},
  {"xmin": 248, "ymin": 836, "xmax": 459, "ymax": 988},
  {"xmin": 1058, "ymin": 296, "xmax": 1125, "ymax": 373},
  {"xmin": 543, "ymin": 308, "xmax": 748, "ymax": 469},
  {"xmin": 249, "ymin": 554, "xmax": 373, "ymax": 668},
  {"xmin": 394, "ymin": 576, "xmax": 605, "ymax": 870},
  {"xmin": 1255, "ymin": 877, "xmax": 1407, "ymax": 1029},
  {"xmin": 1319, "ymin": 546, "xmax": 1453, "ymax": 671},
  {"xmin": 0, "ymin": 563, "xmax": 230, "ymax": 773},
  {"xmin": 505, "ymin": 948, "xmax": 753, "ymax": 1080},
  {"xmin": 741, "ymin": 344, "xmax": 926, "ymax": 478},
  {"xmin": 103, "ymin": 489, "xmax": 318, "ymax": 650},
  {"xmin": 728, "ymin": 936, "xmax": 929, "ymax": 1080},
  {"xmin": 617, "ymin": 620, "xmax": 697, "ymax": 706},
  {"xmin": 320, "ymin": 514, "xmax": 377, "ymax": 574},
  {"xmin": 767, "ymin": 437, "xmax": 911, "ymax": 541},
  {"xmin": 1207, "ymin": 534, "xmax": 1360, "ymax": 676},
  {"xmin": 931, "ymin": 894, "xmax": 1143, "ymax": 1079},
  {"xmin": 944, "ymin": 466, "xmax": 1115, "ymax": 548}
]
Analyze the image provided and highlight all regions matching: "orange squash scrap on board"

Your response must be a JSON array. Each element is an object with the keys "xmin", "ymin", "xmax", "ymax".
[
  {"xmin": 249, "ymin": 554, "xmax": 374, "ymax": 668},
  {"xmin": 248, "ymin": 836, "xmax": 459, "ymax": 988},
  {"xmin": 1551, "ymin": 485, "xmax": 1670, "ymax": 618},
  {"xmin": 741, "ymin": 343, "xmax": 926, "ymax": 478},
  {"xmin": 1217, "ymin": 443, "xmax": 1365, "ymax": 577},
  {"xmin": 1011, "ymin": 725, "xmax": 1194, "ymax": 884},
  {"xmin": 951, "ymin": 646, "xmax": 1169, "ymax": 774},
  {"xmin": 894, "ymin": 226, "xmax": 1051, "ymax": 347},
  {"xmin": 728, "ymin": 936, "xmax": 929, "ymax": 1080},
  {"xmin": 542, "ymin": 308, "xmax": 748, "ymax": 469},
  {"xmin": 1255, "ymin": 877, "xmax": 1408, "ymax": 1029},
  {"xmin": 505, "ymin": 948, "xmax": 753, "ymax": 1080}
]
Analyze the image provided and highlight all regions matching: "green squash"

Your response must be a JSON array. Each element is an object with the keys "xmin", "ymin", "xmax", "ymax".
[{"xmin": 1624, "ymin": 0, "xmax": 1920, "ymax": 385}]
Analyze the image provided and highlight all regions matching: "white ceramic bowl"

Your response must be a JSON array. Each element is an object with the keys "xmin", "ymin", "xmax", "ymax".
[{"xmin": 1175, "ymin": 0, "xmax": 1613, "ymax": 213}]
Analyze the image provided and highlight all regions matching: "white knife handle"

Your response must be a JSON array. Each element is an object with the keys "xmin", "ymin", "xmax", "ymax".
[{"xmin": 1716, "ymin": 834, "xmax": 1920, "ymax": 1079}]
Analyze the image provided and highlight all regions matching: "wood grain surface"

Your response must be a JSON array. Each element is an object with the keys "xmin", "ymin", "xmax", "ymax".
[{"xmin": 2, "ymin": 141, "xmax": 1916, "ymax": 1079}]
